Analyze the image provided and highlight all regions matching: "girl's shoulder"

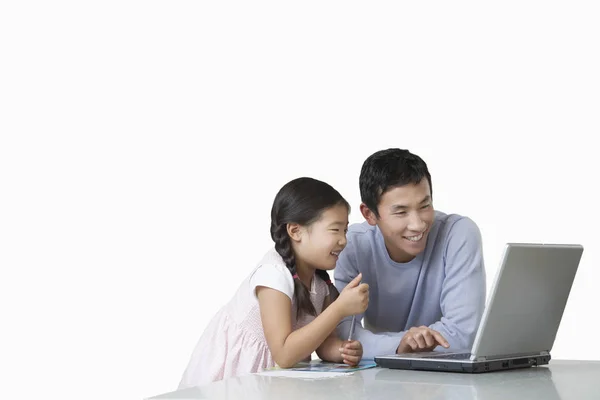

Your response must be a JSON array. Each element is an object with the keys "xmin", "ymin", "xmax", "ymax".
[
  {"xmin": 248, "ymin": 247, "xmax": 294, "ymax": 301},
  {"xmin": 255, "ymin": 247, "xmax": 287, "ymax": 268}
]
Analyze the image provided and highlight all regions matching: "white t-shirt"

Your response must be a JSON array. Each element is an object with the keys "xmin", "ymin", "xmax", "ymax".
[{"xmin": 178, "ymin": 247, "xmax": 332, "ymax": 388}]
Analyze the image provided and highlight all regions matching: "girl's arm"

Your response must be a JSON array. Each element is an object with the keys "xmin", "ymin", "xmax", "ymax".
[
  {"xmin": 315, "ymin": 295, "xmax": 344, "ymax": 362},
  {"xmin": 256, "ymin": 287, "xmax": 345, "ymax": 368},
  {"xmin": 316, "ymin": 295, "xmax": 363, "ymax": 365}
]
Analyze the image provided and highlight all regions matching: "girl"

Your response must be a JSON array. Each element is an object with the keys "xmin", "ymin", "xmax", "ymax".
[{"xmin": 178, "ymin": 177, "xmax": 369, "ymax": 388}]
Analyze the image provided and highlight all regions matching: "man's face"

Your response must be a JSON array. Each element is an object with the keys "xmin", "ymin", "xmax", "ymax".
[{"xmin": 363, "ymin": 179, "xmax": 435, "ymax": 263}]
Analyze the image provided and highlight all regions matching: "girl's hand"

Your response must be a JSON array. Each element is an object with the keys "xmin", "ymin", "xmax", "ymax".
[
  {"xmin": 336, "ymin": 273, "xmax": 369, "ymax": 317},
  {"xmin": 339, "ymin": 340, "xmax": 363, "ymax": 366}
]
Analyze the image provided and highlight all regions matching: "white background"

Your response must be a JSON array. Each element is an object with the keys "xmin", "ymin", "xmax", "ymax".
[{"xmin": 1, "ymin": 1, "xmax": 599, "ymax": 399}]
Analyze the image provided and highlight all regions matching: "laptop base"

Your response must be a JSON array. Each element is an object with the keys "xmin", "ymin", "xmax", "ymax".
[{"xmin": 374, "ymin": 354, "xmax": 551, "ymax": 373}]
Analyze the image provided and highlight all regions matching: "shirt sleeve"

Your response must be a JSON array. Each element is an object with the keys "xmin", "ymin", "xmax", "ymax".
[
  {"xmin": 428, "ymin": 216, "xmax": 487, "ymax": 351},
  {"xmin": 249, "ymin": 263, "xmax": 295, "ymax": 301}
]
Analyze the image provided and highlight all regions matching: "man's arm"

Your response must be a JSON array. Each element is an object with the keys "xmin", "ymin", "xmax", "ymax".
[
  {"xmin": 428, "ymin": 217, "xmax": 487, "ymax": 351},
  {"xmin": 334, "ymin": 240, "xmax": 405, "ymax": 359}
]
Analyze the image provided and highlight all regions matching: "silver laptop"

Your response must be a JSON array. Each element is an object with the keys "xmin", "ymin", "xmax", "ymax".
[{"xmin": 374, "ymin": 243, "xmax": 584, "ymax": 373}]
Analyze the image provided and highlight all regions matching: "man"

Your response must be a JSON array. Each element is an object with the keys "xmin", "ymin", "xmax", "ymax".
[{"xmin": 334, "ymin": 148, "xmax": 486, "ymax": 360}]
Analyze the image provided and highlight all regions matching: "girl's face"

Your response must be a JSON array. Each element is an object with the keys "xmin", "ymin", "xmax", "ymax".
[{"xmin": 293, "ymin": 204, "xmax": 349, "ymax": 271}]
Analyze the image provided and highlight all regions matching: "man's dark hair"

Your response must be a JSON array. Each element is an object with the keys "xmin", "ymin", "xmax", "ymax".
[{"xmin": 359, "ymin": 148, "xmax": 432, "ymax": 218}]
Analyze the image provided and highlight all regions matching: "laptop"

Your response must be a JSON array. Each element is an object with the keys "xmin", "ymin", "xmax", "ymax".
[{"xmin": 374, "ymin": 243, "xmax": 584, "ymax": 373}]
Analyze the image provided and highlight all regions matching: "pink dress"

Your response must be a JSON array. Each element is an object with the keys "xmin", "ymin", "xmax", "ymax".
[{"xmin": 178, "ymin": 248, "xmax": 330, "ymax": 389}]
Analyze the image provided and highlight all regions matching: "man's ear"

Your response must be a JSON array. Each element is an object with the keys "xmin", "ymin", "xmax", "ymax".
[
  {"xmin": 286, "ymin": 223, "xmax": 303, "ymax": 242},
  {"xmin": 360, "ymin": 203, "xmax": 378, "ymax": 226}
]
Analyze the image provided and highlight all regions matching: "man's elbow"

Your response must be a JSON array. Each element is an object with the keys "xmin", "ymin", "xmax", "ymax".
[
  {"xmin": 440, "ymin": 321, "xmax": 478, "ymax": 350},
  {"xmin": 456, "ymin": 325, "xmax": 479, "ymax": 350}
]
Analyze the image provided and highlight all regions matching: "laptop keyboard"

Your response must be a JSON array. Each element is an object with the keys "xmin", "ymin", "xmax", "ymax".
[
  {"xmin": 432, "ymin": 353, "xmax": 471, "ymax": 360},
  {"xmin": 396, "ymin": 351, "xmax": 471, "ymax": 360}
]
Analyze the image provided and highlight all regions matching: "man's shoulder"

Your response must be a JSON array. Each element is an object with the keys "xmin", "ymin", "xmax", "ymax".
[
  {"xmin": 336, "ymin": 221, "xmax": 380, "ymax": 273},
  {"xmin": 338, "ymin": 221, "xmax": 380, "ymax": 258},
  {"xmin": 430, "ymin": 210, "xmax": 483, "ymax": 259},
  {"xmin": 347, "ymin": 221, "xmax": 378, "ymax": 243},
  {"xmin": 433, "ymin": 210, "xmax": 481, "ymax": 237}
]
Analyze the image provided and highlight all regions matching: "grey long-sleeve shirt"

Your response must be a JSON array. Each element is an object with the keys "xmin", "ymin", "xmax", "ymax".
[{"xmin": 334, "ymin": 211, "xmax": 487, "ymax": 359}]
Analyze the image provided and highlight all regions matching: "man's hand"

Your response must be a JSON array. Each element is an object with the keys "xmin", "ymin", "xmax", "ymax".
[{"xmin": 396, "ymin": 326, "xmax": 450, "ymax": 353}]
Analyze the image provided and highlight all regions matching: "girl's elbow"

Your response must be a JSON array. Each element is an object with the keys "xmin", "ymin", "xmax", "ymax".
[
  {"xmin": 277, "ymin": 361, "xmax": 295, "ymax": 369},
  {"xmin": 315, "ymin": 349, "xmax": 325, "ymax": 361},
  {"xmin": 270, "ymin": 347, "xmax": 295, "ymax": 368},
  {"xmin": 274, "ymin": 355, "xmax": 295, "ymax": 369}
]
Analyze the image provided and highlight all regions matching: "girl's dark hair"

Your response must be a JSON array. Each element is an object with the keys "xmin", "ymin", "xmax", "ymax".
[{"xmin": 270, "ymin": 177, "xmax": 349, "ymax": 317}]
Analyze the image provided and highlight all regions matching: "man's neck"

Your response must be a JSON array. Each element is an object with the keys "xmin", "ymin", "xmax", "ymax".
[{"xmin": 384, "ymin": 240, "xmax": 416, "ymax": 263}]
